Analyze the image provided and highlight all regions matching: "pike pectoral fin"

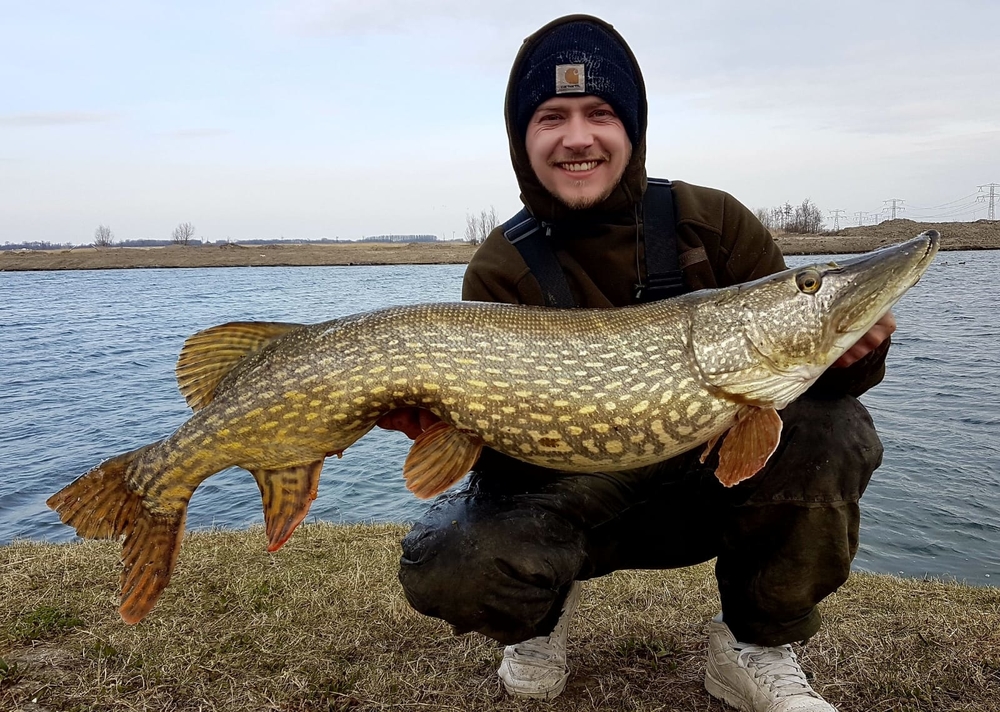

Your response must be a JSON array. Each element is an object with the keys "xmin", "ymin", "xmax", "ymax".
[
  {"xmin": 715, "ymin": 406, "xmax": 783, "ymax": 488},
  {"xmin": 251, "ymin": 461, "xmax": 323, "ymax": 552},
  {"xmin": 403, "ymin": 421, "xmax": 483, "ymax": 499},
  {"xmin": 176, "ymin": 322, "xmax": 303, "ymax": 411}
]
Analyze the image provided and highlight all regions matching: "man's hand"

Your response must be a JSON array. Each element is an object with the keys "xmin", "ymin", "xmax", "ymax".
[
  {"xmin": 376, "ymin": 408, "xmax": 442, "ymax": 440},
  {"xmin": 832, "ymin": 311, "xmax": 896, "ymax": 368}
]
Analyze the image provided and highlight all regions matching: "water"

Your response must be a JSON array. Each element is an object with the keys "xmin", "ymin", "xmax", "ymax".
[{"xmin": 1, "ymin": 255, "xmax": 998, "ymax": 585}]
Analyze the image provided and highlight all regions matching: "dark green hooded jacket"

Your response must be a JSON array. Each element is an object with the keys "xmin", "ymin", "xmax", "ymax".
[{"xmin": 463, "ymin": 14, "xmax": 887, "ymax": 397}]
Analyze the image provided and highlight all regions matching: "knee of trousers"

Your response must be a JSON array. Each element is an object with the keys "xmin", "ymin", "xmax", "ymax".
[
  {"xmin": 745, "ymin": 394, "xmax": 884, "ymax": 505},
  {"xmin": 397, "ymin": 490, "xmax": 587, "ymax": 645}
]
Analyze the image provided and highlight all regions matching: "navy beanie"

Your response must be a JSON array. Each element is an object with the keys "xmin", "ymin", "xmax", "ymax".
[{"xmin": 514, "ymin": 20, "xmax": 641, "ymax": 145}]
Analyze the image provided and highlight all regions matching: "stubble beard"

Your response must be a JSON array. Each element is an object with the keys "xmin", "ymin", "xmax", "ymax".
[{"xmin": 552, "ymin": 146, "xmax": 632, "ymax": 211}]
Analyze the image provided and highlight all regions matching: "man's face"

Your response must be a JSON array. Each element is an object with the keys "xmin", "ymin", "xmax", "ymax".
[{"xmin": 524, "ymin": 96, "xmax": 632, "ymax": 210}]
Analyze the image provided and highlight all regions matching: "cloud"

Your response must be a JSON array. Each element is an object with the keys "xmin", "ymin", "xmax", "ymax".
[{"xmin": 0, "ymin": 112, "xmax": 117, "ymax": 127}]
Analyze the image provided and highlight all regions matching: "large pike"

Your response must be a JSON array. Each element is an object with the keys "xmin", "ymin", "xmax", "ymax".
[{"xmin": 48, "ymin": 233, "xmax": 939, "ymax": 623}]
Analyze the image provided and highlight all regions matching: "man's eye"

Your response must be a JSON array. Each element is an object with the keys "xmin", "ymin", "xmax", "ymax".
[{"xmin": 592, "ymin": 109, "xmax": 615, "ymax": 119}]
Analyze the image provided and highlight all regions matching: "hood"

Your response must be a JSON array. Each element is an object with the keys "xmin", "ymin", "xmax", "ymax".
[{"xmin": 504, "ymin": 15, "xmax": 649, "ymax": 224}]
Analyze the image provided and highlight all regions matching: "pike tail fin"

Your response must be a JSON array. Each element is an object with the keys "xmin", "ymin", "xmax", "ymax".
[{"xmin": 46, "ymin": 443, "xmax": 187, "ymax": 624}]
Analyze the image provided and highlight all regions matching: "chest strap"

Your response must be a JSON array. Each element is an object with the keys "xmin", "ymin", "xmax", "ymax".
[{"xmin": 501, "ymin": 179, "xmax": 685, "ymax": 308}]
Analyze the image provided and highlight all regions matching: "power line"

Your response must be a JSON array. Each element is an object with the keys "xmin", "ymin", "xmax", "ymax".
[
  {"xmin": 906, "ymin": 193, "xmax": 981, "ymax": 210},
  {"xmin": 828, "ymin": 209, "xmax": 846, "ymax": 230}
]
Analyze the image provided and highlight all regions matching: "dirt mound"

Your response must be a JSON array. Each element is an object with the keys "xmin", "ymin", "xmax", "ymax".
[{"xmin": 833, "ymin": 218, "xmax": 999, "ymax": 249}]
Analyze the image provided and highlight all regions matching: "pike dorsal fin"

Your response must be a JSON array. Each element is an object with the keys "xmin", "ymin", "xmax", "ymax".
[
  {"xmin": 714, "ymin": 406, "xmax": 783, "ymax": 487},
  {"xmin": 175, "ymin": 322, "xmax": 303, "ymax": 411},
  {"xmin": 250, "ymin": 460, "xmax": 323, "ymax": 552},
  {"xmin": 403, "ymin": 421, "xmax": 483, "ymax": 499}
]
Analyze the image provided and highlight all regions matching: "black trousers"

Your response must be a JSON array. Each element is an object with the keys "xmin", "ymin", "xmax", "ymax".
[{"xmin": 397, "ymin": 393, "xmax": 883, "ymax": 647}]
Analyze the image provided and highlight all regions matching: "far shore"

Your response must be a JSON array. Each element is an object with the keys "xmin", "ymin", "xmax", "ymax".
[{"xmin": 3, "ymin": 219, "xmax": 998, "ymax": 272}]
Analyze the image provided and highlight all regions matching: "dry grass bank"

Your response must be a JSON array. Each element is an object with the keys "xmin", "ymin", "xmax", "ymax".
[
  {"xmin": 0, "ymin": 241, "xmax": 478, "ymax": 272},
  {"xmin": 1, "ymin": 523, "xmax": 998, "ymax": 711},
  {"xmin": 2, "ymin": 220, "xmax": 998, "ymax": 273}
]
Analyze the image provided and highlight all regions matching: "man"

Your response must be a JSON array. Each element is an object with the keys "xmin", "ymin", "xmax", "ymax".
[{"xmin": 380, "ymin": 14, "xmax": 893, "ymax": 712}]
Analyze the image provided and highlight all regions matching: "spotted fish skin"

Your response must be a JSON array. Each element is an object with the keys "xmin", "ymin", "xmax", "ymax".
[{"xmin": 47, "ymin": 232, "xmax": 940, "ymax": 624}]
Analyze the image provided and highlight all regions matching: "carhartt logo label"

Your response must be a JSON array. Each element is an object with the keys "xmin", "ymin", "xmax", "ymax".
[{"xmin": 556, "ymin": 64, "xmax": 585, "ymax": 94}]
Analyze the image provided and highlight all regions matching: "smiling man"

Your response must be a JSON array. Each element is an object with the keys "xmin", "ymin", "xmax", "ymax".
[{"xmin": 385, "ymin": 15, "xmax": 893, "ymax": 712}]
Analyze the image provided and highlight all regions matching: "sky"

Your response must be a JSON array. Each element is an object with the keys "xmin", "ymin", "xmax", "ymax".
[{"xmin": 2, "ymin": 0, "xmax": 999, "ymax": 245}]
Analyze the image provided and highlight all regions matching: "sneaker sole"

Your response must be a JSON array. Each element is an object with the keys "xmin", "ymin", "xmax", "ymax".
[
  {"xmin": 501, "ymin": 674, "xmax": 568, "ymax": 700},
  {"xmin": 705, "ymin": 667, "xmax": 752, "ymax": 712}
]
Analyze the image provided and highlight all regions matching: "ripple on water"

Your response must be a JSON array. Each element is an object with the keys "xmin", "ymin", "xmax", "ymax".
[{"xmin": 3, "ymin": 258, "xmax": 999, "ymax": 585}]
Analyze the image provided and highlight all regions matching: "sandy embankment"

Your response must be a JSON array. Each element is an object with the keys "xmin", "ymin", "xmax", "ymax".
[{"xmin": 2, "ymin": 219, "xmax": 997, "ymax": 272}]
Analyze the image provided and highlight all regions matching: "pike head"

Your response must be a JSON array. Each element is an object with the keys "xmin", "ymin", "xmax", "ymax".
[{"xmin": 690, "ymin": 231, "xmax": 939, "ymax": 409}]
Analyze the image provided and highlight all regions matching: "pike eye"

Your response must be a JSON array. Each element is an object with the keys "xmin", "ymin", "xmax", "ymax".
[{"xmin": 795, "ymin": 269, "xmax": 822, "ymax": 294}]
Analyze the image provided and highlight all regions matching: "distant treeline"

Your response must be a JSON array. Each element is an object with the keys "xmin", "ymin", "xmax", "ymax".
[
  {"xmin": 358, "ymin": 235, "xmax": 438, "ymax": 243},
  {"xmin": 2, "ymin": 235, "xmax": 444, "ymax": 250}
]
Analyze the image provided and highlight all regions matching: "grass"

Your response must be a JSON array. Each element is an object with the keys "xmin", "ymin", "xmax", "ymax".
[{"xmin": 1, "ymin": 523, "xmax": 997, "ymax": 711}]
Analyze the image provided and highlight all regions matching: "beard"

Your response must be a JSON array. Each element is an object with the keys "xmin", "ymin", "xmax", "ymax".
[{"xmin": 551, "ymin": 145, "xmax": 632, "ymax": 210}]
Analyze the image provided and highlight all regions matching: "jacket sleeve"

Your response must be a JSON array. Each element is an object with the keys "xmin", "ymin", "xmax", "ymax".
[
  {"xmin": 461, "ymin": 227, "xmax": 534, "ymax": 304},
  {"xmin": 807, "ymin": 336, "xmax": 890, "ymax": 398},
  {"xmin": 719, "ymin": 192, "xmax": 787, "ymax": 284}
]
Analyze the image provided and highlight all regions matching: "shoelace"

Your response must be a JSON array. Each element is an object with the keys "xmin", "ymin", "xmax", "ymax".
[
  {"xmin": 732, "ymin": 643, "xmax": 818, "ymax": 698},
  {"xmin": 508, "ymin": 636, "xmax": 561, "ymax": 664}
]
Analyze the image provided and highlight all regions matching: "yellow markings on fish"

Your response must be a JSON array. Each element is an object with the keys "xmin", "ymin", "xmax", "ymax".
[
  {"xmin": 650, "ymin": 419, "xmax": 677, "ymax": 446},
  {"xmin": 631, "ymin": 400, "xmax": 650, "ymax": 414},
  {"xmin": 604, "ymin": 440, "xmax": 624, "ymax": 454},
  {"xmin": 578, "ymin": 405, "xmax": 597, "ymax": 415}
]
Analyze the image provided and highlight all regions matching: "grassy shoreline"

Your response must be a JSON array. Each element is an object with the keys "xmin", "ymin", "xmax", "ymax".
[
  {"xmin": 2, "ymin": 220, "xmax": 999, "ymax": 272},
  {"xmin": 2, "ymin": 523, "xmax": 998, "ymax": 711}
]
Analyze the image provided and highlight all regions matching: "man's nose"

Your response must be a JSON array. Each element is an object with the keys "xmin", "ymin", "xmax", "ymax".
[{"xmin": 560, "ymin": 114, "xmax": 594, "ymax": 151}]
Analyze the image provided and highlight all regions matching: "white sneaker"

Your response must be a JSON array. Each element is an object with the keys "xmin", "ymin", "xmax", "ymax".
[
  {"xmin": 497, "ymin": 581, "xmax": 582, "ymax": 699},
  {"xmin": 705, "ymin": 614, "xmax": 837, "ymax": 712}
]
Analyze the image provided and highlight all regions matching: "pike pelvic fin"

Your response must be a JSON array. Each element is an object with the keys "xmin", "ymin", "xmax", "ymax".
[
  {"xmin": 250, "ymin": 460, "xmax": 323, "ymax": 552},
  {"xmin": 175, "ymin": 322, "xmax": 303, "ymax": 411},
  {"xmin": 46, "ymin": 443, "xmax": 187, "ymax": 624},
  {"xmin": 714, "ymin": 406, "xmax": 783, "ymax": 487},
  {"xmin": 403, "ymin": 421, "xmax": 483, "ymax": 499}
]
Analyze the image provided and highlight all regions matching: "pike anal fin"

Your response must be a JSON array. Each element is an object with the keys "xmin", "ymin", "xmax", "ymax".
[
  {"xmin": 715, "ymin": 406, "xmax": 783, "ymax": 487},
  {"xmin": 403, "ymin": 421, "xmax": 483, "ymax": 499},
  {"xmin": 251, "ymin": 461, "xmax": 323, "ymax": 552},
  {"xmin": 46, "ymin": 443, "xmax": 187, "ymax": 625}
]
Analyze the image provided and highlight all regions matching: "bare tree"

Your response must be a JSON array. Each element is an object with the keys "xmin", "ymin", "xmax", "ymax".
[
  {"xmin": 172, "ymin": 222, "xmax": 196, "ymax": 245},
  {"xmin": 464, "ymin": 213, "xmax": 480, "ymax": 244},
  {"xmin": 465, "ymin": 205, "xmax": 499, "ymax": 245},
  {"xmin": 754, "ymin": 199, "xmax": 824, "ymax": 234},
  {"xmin": 94, "ymin": 224, "xmax": 114, "ymax": 247}
]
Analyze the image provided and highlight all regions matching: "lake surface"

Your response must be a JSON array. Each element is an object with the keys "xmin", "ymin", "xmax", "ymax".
[{"xmin": 1, "ymin": 254, "xmax": 998, "ymax": 585}]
